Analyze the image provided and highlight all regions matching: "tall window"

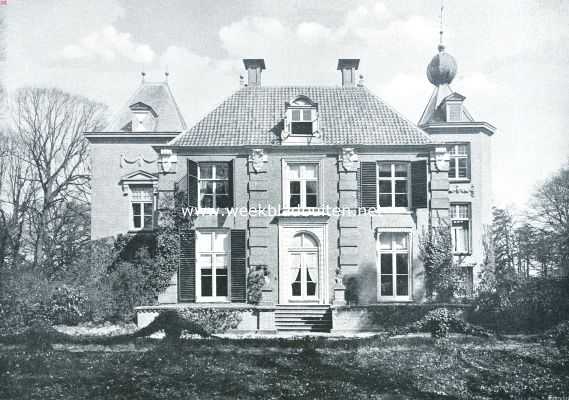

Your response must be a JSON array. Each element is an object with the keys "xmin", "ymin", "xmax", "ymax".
[
  {"xmin": 196, "ymin": 230, "xmax": 230, "ymax": 301},
  {"xmin": 199, "ymin": 163, "xmax": 230, "ymax": 209},
  {"xmin": 130, "ymin": 185, "xmax": 153, "ymax": 230},
  {"xmin": 378, "ymin": 162, "xmax": 409, "ymax": 208},
  {"xmin": 290, "ymin": 109, "xmax": 313, "ymax": 135},
  {"xmin": 378, "ymin": 232, "xmax": 410, "ymax": 300},
  {"xmin": 286, "ymin": 163, "xmax": 319, "ymax": 208},
  {"xmin": 448, "ymin": 144, "xmax": 469, "ymax": 180},
  {"xmin": 450, "ymin": 204, "xmax": 471, "ymax": 254}
]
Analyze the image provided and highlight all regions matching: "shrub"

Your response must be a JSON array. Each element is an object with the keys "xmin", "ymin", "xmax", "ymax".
[
  {"xmin": 247, "ymin": 267, "xmax": 267, "ymax": 304},
  {"xmin": 391, "ymin": 307, "xmax": 491, "ymax": 339},
  {"xmin": 44, "ymin": 285, "xmax": 90, "ymax": 325},
  {"xmin": 133, "ymin": 308, "xmax": 243, "ymax": 340},
  {"xmin": 470, "ymin": 277, "xmax": 569, "ymax": 333},
  {"xmin": 419, "ymin": 225, "xmax": 464, "ymax": 302},
  {"xmin": 177, "ymin": 308, "xmax": 243, "ymax": 334},
  {"xmin": 543, "ymin": 320, "xmax": 569, "ymax": 352}
]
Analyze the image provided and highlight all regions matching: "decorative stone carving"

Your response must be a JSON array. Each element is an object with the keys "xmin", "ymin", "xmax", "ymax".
[
  {"xmin": 434, "ymin": 146, "xmax": 449, "ymax": 171},
  {"xmin": 449, "ymin": 184, "xmax": 475, "ymax": 197},
  {"xmin": 248, "ymin": 148, "xmax": 268, "ymax": 172},
  {"xmin": 120, "ymin": 153, "xmax": 158, "ymax": 168},
  {"xmin": 158, "ymin": 149, "xmax": 177, "ymax": 173},
  {"xmin": 338, "ymin": 148, "xmax": 359, "ymax": 172}
]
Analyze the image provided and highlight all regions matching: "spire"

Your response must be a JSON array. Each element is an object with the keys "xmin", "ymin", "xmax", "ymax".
[
  {"xmin": 141, "ymin": 71, "xmax": 146, "ymax": 84},
  {"xmin": 438, "ymin": 0, "xmax": 445, "ymax": 52}
]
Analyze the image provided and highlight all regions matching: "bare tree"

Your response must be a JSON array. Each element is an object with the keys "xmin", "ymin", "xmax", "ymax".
[
  {"xmin": 531, "ymin": 160, "xmax": 569, "ymax": 276},
  {"xmin": 0, "ymin": 132, "xmax": 39, "ymax": 269},
  {"xmin": 12, "ymin": 88, "xmax": 106, "ymax": 271}
]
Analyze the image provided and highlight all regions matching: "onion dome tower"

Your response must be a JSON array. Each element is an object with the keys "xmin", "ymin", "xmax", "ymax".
[{"xmin": 418, "ymin": 5, "xmax": 473, "ymax": 126}]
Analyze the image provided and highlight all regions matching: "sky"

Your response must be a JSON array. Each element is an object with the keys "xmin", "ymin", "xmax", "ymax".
[{"xmin": 3, "ymin": 0, "xmax": 569, "ymax": 209}]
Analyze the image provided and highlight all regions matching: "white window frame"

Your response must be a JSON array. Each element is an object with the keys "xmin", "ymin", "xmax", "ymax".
[
  {"xmin": 196, "ymin": 230, "xmax": 231, "ymax": 302},
  {"xmin": 448, "ymin": 144, "xmax": 470, "ymax": 181},
  {"xmin": 198, "ymin": 162, "xmax": 231, "ymax": 211},
  {"xmin": 285, "ymin": 97, "xmax": 318, "ymax": 137},
  {"xmin": 376, "ymin": 162, "xmax": 411, "ymax": 211},
  {"xmin": 282, "ymin": 160, "xmax": 323, "ymax": 210},
  {"xmin": 376, "ymin": 231, "xmax": 412, "ymax": 302},
  {"xmin": 129, "ymin": 185, "xmax": 154, "ymax": 231},
  {"xmin": 450, "ymin": 203, "xmax": 471, "ymax": 255}
]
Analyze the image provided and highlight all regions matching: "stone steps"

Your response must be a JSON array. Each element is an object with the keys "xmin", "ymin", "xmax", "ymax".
[{"xmin": 275, "ymin": 305, "xmax": 332, "ymax": 332}]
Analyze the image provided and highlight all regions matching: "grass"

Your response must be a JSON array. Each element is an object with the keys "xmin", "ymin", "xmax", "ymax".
[{"xmin": 0, "ymin": 335, "xmax": 568, "ymax": 399}]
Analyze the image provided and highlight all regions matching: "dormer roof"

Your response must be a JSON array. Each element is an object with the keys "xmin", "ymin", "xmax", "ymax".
[
  {"xmin": 104, "ymin": 81, "xmax": 187, "ymax": 132},
  {"xmin": 418, "ymin": 84, "xmax": 473, "ymax": 126}
]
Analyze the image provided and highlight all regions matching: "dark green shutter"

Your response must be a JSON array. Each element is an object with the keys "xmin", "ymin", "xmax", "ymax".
[
  {"xmin": 227, "ymin": 160, "xmax": 234, "ymax": 209},
  {"xmin": 187, "ymin": 160, "xmax": 198, "ymax": 208},
  {"xmin": 230, "ymin": 229, "xmax": 247, "ymax": 302},
  {"xmin": 360, "ymin": 162, "xmax": 377, "ymax": 208},
  {"xmin": 178, "ymin": 228, "xmax": 196, "ymax": 302},
  {"xmin": 411, "ymin": 160, "xmax": 428, "ymax": 209}
]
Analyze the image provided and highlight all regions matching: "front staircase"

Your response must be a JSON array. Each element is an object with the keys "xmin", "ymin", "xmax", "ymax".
[{"xmin": 275, "ymin": 304, "xmax": 332, "ymax": 332}]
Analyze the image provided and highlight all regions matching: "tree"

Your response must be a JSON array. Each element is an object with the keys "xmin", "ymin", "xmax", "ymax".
[
  {"xmin": 11, "ymin": 87, "xmax": 107, "ymax": 271},
  {"xmin": 419, "ymin": 223, "xmax": 462, "ymax": 302},
  {"xmin": 531, "ymin": 161, "xmax": 569, "ymax": 276}
]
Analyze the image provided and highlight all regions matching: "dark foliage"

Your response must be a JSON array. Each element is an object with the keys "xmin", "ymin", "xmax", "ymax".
[
  {"xmin": 419, "ymin": 224, "xmax": 463, "ymax": 301},
  {"xmin": 470, "ymin": 277, "xmax": 569, "ymax": 333},
  {"xmin": 246, "ymin": 267, "xmax": 267, "ymax": 305},
  {"xmin": 390, "ymin": 307, "xmax": 492, "ymax": 339}
]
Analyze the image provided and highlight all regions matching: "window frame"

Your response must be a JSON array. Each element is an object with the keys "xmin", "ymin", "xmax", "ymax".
[
  {"xmin": 447, "ymin": 143, "xmax": 470, "ymax": 181},
  {"xmin": 285, "ymin": 96, "xmax": 318, "ymax": 137},
  {"xmin": 129, "ymin": 185, "xmax": 154, "ymax": 231},
  {"xmin": 282, "ymin": 160, "xmax": 323, "ymax": 210},
  {"xmin": 195, "ymin": 229, "xmax": 231, "ymax": 302},
  {"xmin": 450, "ymin": 203, "xmax": 472, "ymax": 255},
  {"xmin": 376, "ymin": 162, "xmax": 411, "ymax": 211},
  {"xmin": 197, "ymin": 162, "xmax": 231, "ymax": 211},
  {"xmin": 376, "ymin": 231, "xmax": 412, "ymax": 301}
]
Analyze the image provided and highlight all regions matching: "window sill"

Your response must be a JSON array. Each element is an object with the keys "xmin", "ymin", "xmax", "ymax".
[
  {"xmin": 449, "ymin": 179, "xmax": 471, "ymax": 184},
  {"xmin": 128, "ymin": 228, "xmax": 154, "ymax": 233},
  {"xmin": 377, "ymin": 297, "xmax": 412, "ymax": 302}
]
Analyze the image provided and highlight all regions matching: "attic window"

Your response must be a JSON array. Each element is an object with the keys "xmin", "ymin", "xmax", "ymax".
[
  {"xmin": 445, "ymin": 102, "xmax": 463, "ymax": 122},
  {"xmin": 129, "ymin": 102, "xmax": 157, "ymax": 132},
  {"xmin": 285, "ymin": 96, "xmax": 318, "ymax": 137}
]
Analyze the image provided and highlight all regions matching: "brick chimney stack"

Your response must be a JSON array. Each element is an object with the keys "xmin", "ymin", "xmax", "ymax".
[
  {"xmin": 243, "ymin": 59, "xmax": 266, "ymax": 87},
  {"xmin": 337, "ymin": 59, "xmax": 360, "ymax": 87}
]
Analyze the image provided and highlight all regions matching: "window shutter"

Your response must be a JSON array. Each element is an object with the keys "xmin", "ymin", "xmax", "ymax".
[
  {"xmin": 228, "ymin": 160, "xmax": 234, "ymax": 208},
  {"xmin": 360, "ymin": 162, "xmax": 377, "ymax": 208},
  {"xmin": 411, "ymin": 160, "xmax": 428, "ymax": 209},
  {"xmin": 230, "ymin": 229, "xmax": 247, "ymax": 303},
  {"xmin": 187, "ymin": 160, "xmax": 198, "ymax": 208},
  {"xmin": 178, "ymin": 228, "xmax": 196, "ymax": 302}
]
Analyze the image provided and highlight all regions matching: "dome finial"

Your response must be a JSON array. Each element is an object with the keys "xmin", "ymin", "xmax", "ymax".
[{"xmin": 426, "ymin": 0, "xmax": 457, "ymax": 86}]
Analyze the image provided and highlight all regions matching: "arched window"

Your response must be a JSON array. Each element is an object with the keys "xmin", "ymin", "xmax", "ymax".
[{"xmin": 289, "ymin": 232, "xmax": 319, "ymax": 298}]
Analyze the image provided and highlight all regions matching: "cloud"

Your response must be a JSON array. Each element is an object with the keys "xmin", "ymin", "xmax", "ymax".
[{"xmin": 60, "ymin": 26, "xmax": 155, "ymax": 64}]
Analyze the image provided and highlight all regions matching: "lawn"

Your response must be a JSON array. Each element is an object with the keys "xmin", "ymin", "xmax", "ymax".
[{"xmin": 1, "ymin": 335, "xmax": 568, "ymax": 399}]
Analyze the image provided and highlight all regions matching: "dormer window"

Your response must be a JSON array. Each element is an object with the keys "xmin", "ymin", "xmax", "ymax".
[
  {"xmin": 291, "ymin": 109, "xmax": 313, "ymax": 135},
  {"xmin": 129, "ymin": 102, "xmax": 157, "ymax": 132},
  {"xmin": 285, "ymin": 96, "xmax": 318, "ymax": 137},
  {"xmin": 446, "ymin": 102, "xmax": 462, "ymax": 122}
]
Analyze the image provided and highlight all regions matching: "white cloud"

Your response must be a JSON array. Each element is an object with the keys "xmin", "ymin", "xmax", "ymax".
[{"xmin": 60, "ymin": 26, "xmax": 155, "ymax": 64}]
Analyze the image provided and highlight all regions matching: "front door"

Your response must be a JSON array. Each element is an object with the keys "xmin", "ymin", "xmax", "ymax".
[{"xmin": 288, "ymin": 233, "xmax": 319, "ymax": 302}]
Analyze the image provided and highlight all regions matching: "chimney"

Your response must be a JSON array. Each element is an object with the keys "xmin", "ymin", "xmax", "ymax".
[
  {"xmin": 337, "ymin": 59, "xmax": 360, "ymax": 87},
  {"xmin": 243, "ymin": 59, "xmax": 266, "ymax": 87}
]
